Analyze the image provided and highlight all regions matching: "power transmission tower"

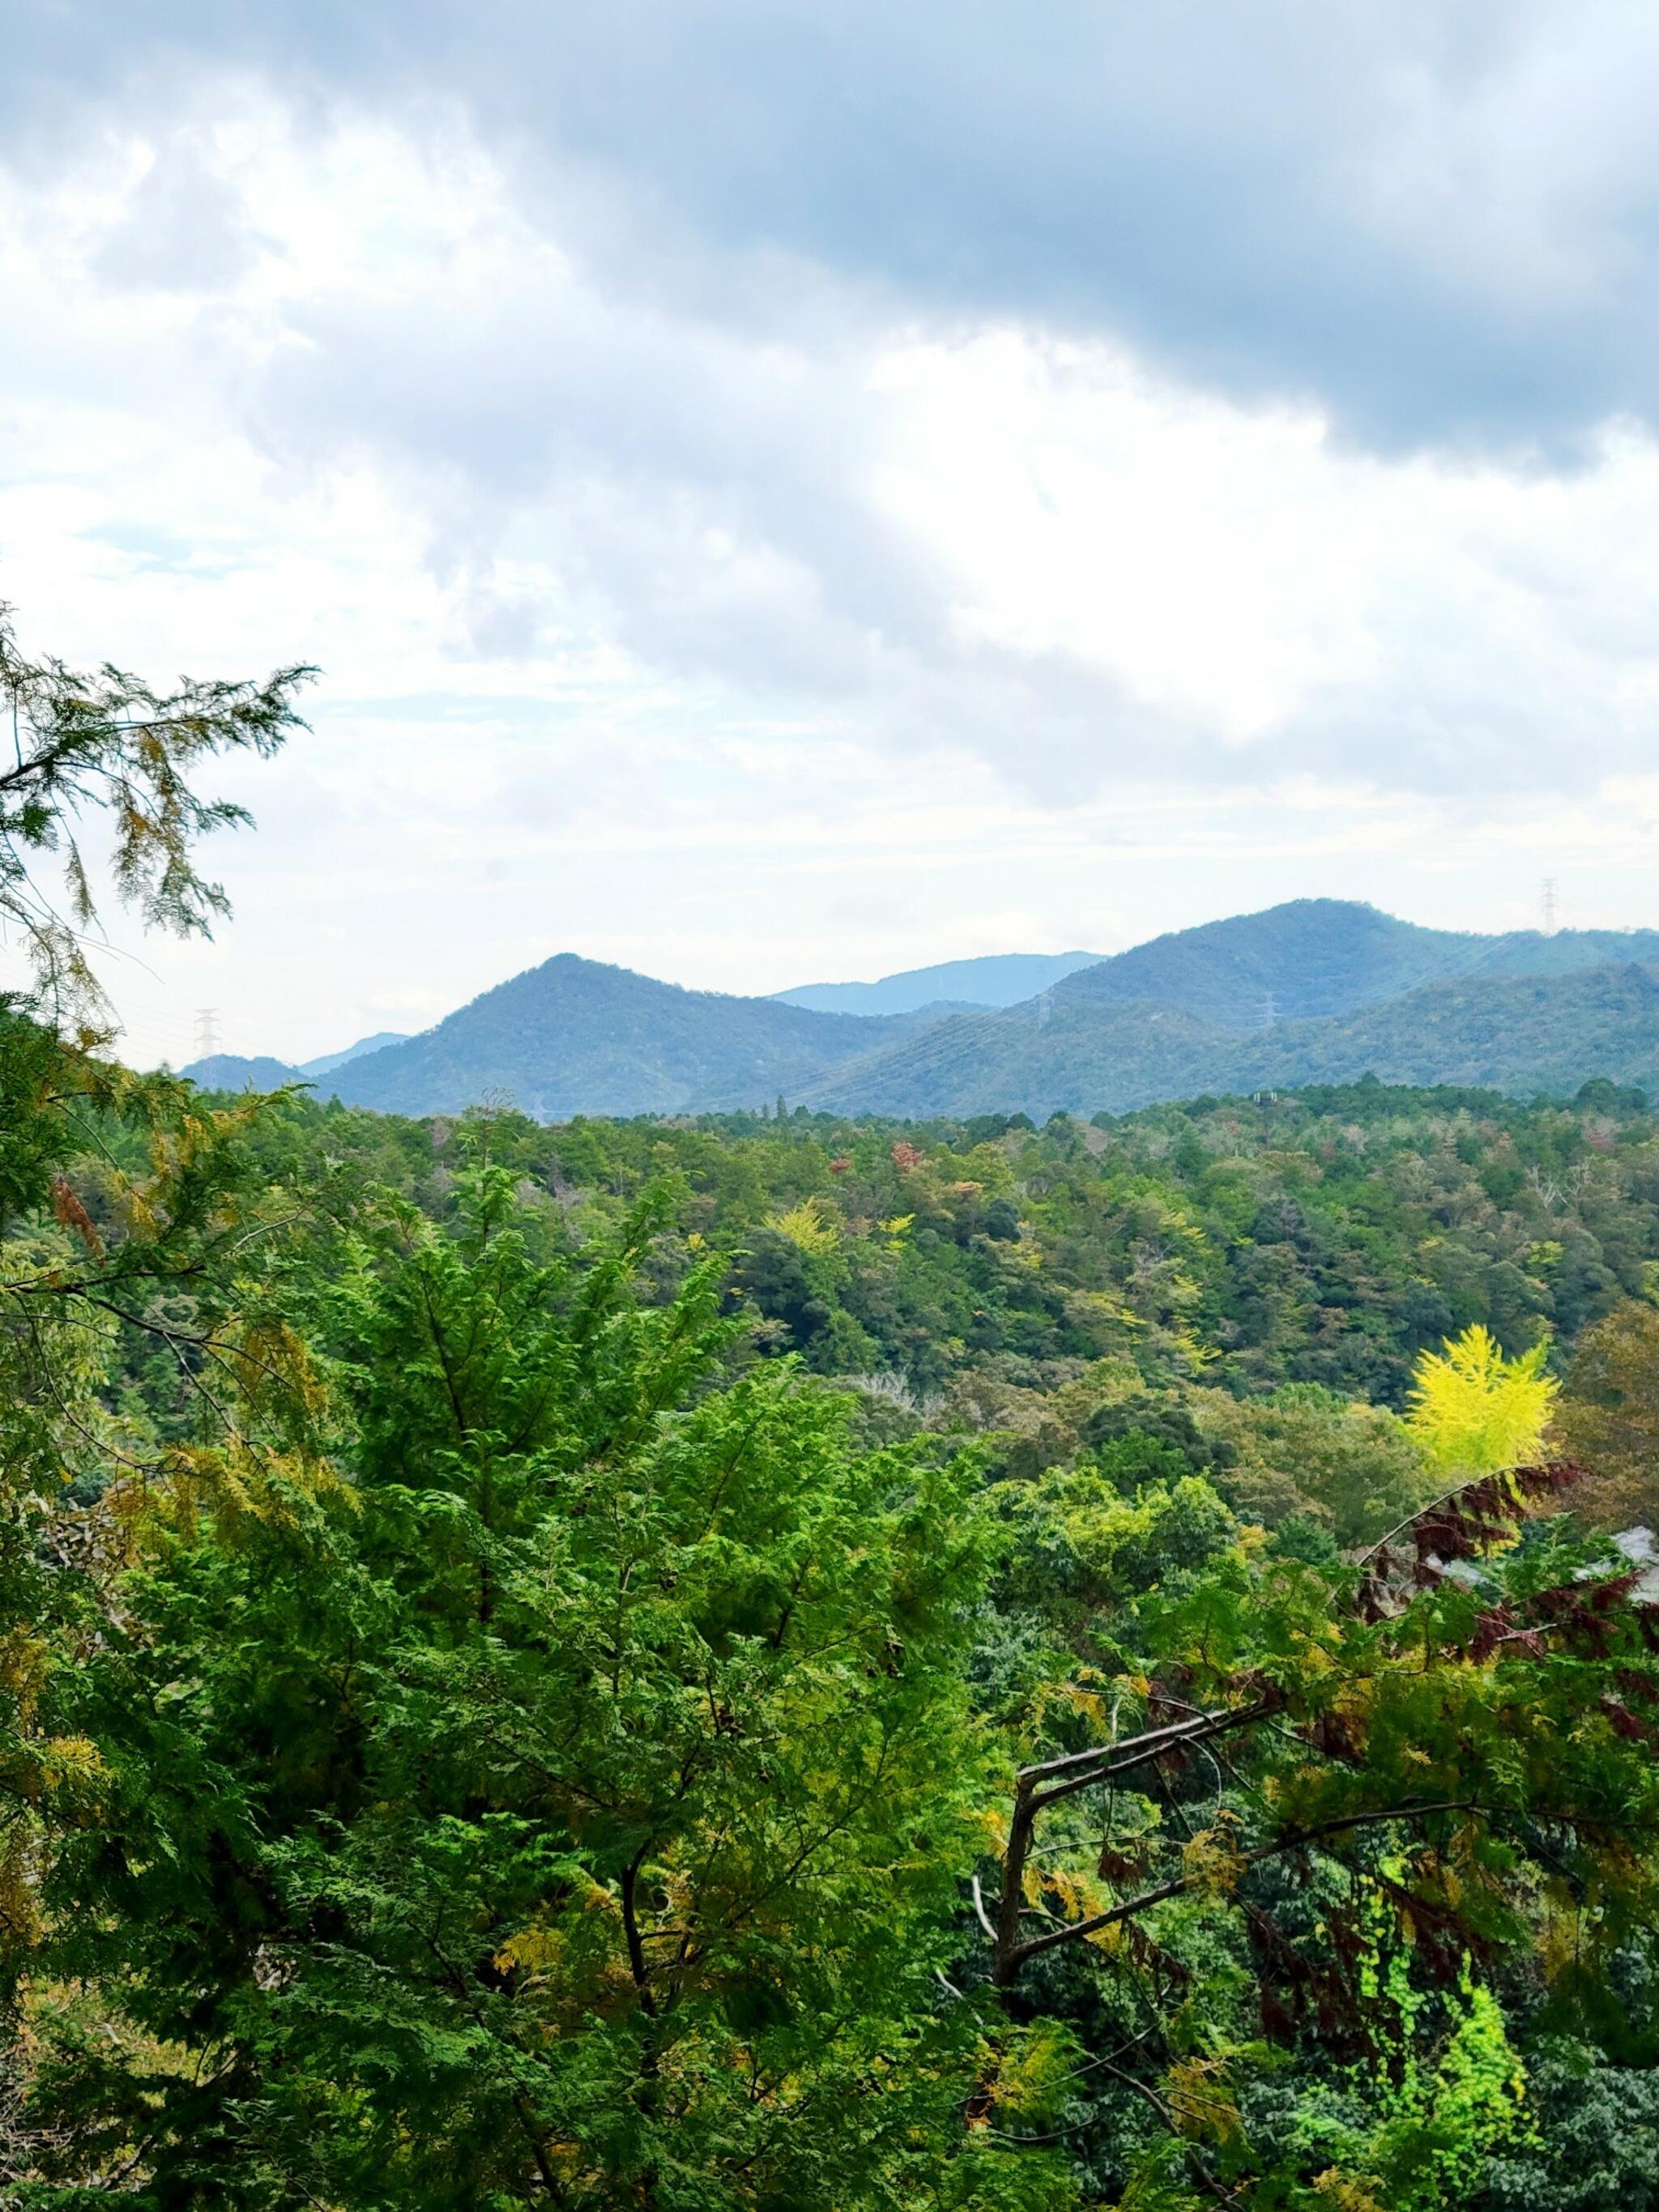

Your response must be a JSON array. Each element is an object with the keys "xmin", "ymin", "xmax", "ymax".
[
  {"xmin": 194, "ymin": 1007, "xmax": 221, "ymax": 1059},
  {"xmin": 1540, "ymin": 878, "xmax": 1559, "ymax": 936}
]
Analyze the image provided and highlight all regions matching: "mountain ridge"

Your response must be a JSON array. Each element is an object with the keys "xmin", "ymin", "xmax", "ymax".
[
  {"xmin": 800, "ymin": 961, "xmax": 1659, "ymax": 1119},
  {"xmin": 186, "ymin": 902, "xmax": 1659, "ymax": 1119},
  {"xmin": 324, "ymin": 953, "xmax": 933, "ymax": 1120}
]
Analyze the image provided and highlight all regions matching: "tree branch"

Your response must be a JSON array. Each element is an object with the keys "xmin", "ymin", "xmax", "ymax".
[{"xmin": 1003, "ymin": 1800, "xmax": 1478, "ymax": 1975}]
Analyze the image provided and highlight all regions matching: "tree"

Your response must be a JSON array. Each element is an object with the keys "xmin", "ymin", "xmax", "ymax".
[
  {"xmin": 1405, "ymin": 1323, "xmax": 1557, "ymax": 1478},
  {"xmin": 0, "ymin": 603, "xmax": 311, "ymax": 1020},
  {"xmin": 1190, "ymin": 1380, "xmax": 1438, "ymax": 1548},
  {"xmin": 23, "ymin": 1170, "xmax": 1067, "ymax": 2209},
  {"xmin": 0, "ymin": 604, "xmax": 316, "ymax": 2189},
  {"xmin": 978, "ymin": 1457, "xmax": 1659, "ymax": 2204},
  {"xmin": 1551, "ymin": 1299, "xmax": 1659, "ymax": 1531}
]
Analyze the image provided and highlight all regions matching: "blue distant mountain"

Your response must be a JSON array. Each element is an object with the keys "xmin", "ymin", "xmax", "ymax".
[
  {"xmin": 774, "ymin": 950, "xmax": 1102, "ymax": 1015},
  {"xmin": 183, "ymin": 1029, "xmax": 410, "ymax": 1090},
  {"xmin": 300, "ymin": 1031, "xmax": 410, "ymax": 1078}
]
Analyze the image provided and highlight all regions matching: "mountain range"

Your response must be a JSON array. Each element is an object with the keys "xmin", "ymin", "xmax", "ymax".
[{"xmin": 182, "ymin": 901, "xmax": 1659, "ymax": 1121}]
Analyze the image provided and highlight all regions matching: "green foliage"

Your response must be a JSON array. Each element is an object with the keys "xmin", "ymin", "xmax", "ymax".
[
  {"xmin": 1282, "ymin": 1903, "xmax": 1532, "ymax": 2211},
  {"xmin": 17, "ymin": 1166, "xmax": 1066, "ymax": 2206},
  {"xmin": 1554, "ymin": 1298, "xmax": 1659, "ymax": 1527},
  {"xmin": 1192, "ymin": 1383, "xmax": 1438, "ymax": 1545},
  {"xmin": 8, "ymin": 1030, "xmax": 1659, "ymax": 2204},
  {"xmin": 314, "ymin": 900, "xmax": 1659, "ymax": 1124}
]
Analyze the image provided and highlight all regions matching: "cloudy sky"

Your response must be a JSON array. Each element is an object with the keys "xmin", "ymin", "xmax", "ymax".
[{"xmin": 8, "ymin": 2, "xmax": 1659, "ymax": 1065}]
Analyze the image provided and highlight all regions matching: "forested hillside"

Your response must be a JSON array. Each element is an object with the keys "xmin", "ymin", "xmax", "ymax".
[
  {"xmin": 1052, "ymin": 899, "xmax": 1659, "ymax": 1027},
  {"xmin": 326, "ymin": 952, "xmax": 929, "ymax": 1118},
  {"xmin": 215, "ymin": 1072, "xmax": 1659, "ymax": 1486},
  {"xmin": 191, "ymin": 903, "xmax": 1659, "ymax": 1119},
  {"xmin": 810, "ymin": 960, "xmax": 1659, "ymax": 1119}
]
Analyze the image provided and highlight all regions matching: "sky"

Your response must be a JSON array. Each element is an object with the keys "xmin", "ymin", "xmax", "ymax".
[{"xmin": 7, "ymin": 2, "xmax": 1659, "ymax": 1067}]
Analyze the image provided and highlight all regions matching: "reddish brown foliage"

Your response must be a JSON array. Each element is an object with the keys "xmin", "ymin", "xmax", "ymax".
[{"xmin": 49, "ymin": 1173, "xmax": 104, "ymax": 1259}]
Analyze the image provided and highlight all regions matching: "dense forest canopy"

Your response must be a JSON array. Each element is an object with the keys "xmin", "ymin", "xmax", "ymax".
[
  {"xmin": 6, "ymin": 1041, "xmax": 1659, "ymax": 2206},
  {"xmin": 3, "ymin": 606, "xmax": 1659, "ymax": 2207}
]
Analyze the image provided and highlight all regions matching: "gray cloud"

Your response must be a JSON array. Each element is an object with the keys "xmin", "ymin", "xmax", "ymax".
[
  {"xmin": 13, "ymin": 2, "xmax": 1659, "ymax": 450},
  {"xmin": 11, "ymin": 1, "xmax": 1659, "ymax": 827}
]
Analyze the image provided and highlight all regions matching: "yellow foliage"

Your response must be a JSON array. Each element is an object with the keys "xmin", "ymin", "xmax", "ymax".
[
  {"xmin": 224, "ymin": 1315, "xmax": 331, "ymax": 1422},
  {"xmin": 980, "ymin": 2020, "xmax": 1082, "ymax": 2122},
  {"xmin": 975, "ymin": 1805, "xmax": 1011, "ymax": 1856},
  {"xmin": 766, "ymin": 1197, "xmax": 841, "ymax": 1256},
  {"xmin": 1313, "ymin": 2171, "xmax": 1386, "ymax": 2212},
  {"xmin": 0, "ymin": 1630, "xmax": 51, "ymax": 1729},
  {"xmin": 1179, "ymin": 1823, "xmax": 1245, "ymax": 1899},
  {"xmin": 1537, "ymin": 1894, "xmax": 1587, "ymax": 1984},
  {"xmin": 1037, "ymin": 1865, "xmax": 1108, "ymax": 1922},
  {"xmin": 151, "ymin": 1440, "xmax": 353, "ymax": 1545},
  {"xmin": 0, "ymin": 1830, "xmax": 41, "ymax": 1949},
  {"xmin": 1056, "ymin": 1678, "xmax": 1110, "ymax": 1729},
  {"xmin": 1405, "ymin": 1324, "xmax": 1557, "ymax": 1477},
  {"xmin": 1165, "ymin": 2056, "xmax": 1243, "ymax": 2143},
  {"xmin": 494, "ymin": 1924, "xmax": 568, "ymax": 1978},
  {"xmin": 38, "ymin": 1734, "xmax": 106, "ymax": 1793}
]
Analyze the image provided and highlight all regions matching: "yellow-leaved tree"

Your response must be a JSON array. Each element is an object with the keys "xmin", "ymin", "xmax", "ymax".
[
  {"xmin": 765, "ymin": 1196, "xmax": 841, "ymax": 1256},
  {"xmin": 1405, "ymin": 1323, "xmax": 1557, "ymax": 1477}
]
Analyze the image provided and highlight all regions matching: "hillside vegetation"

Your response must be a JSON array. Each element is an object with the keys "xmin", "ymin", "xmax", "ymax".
[
  {"xmin": 15, "ymin": 577, "xmax": 1659, "ymax": 2212},
  {"xmin": 327, "ymin": 953, "xmax": 931, "ymax": 1118}
]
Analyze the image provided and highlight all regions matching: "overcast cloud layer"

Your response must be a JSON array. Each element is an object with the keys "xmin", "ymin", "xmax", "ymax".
[{"xmin": 5, "ymin": 4, "xmax": 1659, "ymax": 1065}]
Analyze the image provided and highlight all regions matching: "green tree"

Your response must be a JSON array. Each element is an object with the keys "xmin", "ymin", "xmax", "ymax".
[
  {"xmin": 24, "ymin": 1170, "xmax": 1068, "ymax": 2209},
  {"xmin": 0, "ymin": 603, "xmax": 315, "ymax": 2187},
  {"xmin": 979, "ymin": 1458, "xmax": 1659, "ymax": 2205},
  {"xmin": 1192, "ymin": 1381, "xmax": 1438, "ymax": 1547}
]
